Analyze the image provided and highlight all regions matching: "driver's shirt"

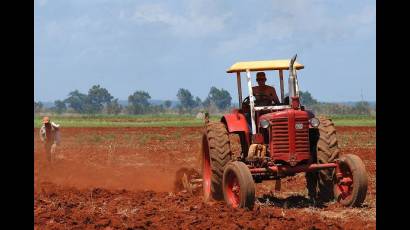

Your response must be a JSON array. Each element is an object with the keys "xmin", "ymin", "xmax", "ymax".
[{"xmin": 252, "ymin": 85, "xmax": 280, "ymax": 104}]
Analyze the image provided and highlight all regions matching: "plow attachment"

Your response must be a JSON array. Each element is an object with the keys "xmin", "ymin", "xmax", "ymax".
[{"xmin": 174, "ymin": 167, "xmax": 202, "ymax": 195}]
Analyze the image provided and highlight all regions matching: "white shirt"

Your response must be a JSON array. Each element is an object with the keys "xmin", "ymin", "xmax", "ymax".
[{"xmin": 39, "ymin": 122, "xmax": 61, "ymax": 144}]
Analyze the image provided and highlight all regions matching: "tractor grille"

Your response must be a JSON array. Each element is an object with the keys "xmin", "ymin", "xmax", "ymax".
[
  {"xmin": 295, "ymin": 117, "xmax": 310, "ymax": 154},
  {"xmin": 270, "ymin": 117, "xmax": 310, "ymax": 158},
  {"xmin": 271, "ymin": 117, "xmax": 289, "ymax": 154}
]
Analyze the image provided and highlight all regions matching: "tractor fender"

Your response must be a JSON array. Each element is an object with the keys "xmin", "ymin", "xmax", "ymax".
[
  {"xmin": 221, "ymin": 109, "xmax": 251, "ymax": 146},
  {"xmin": 221, "ymin": 112, "xmax": 250, "ymax": 134},
  {"xmin": 221, "ymin": 111, "xmax": 251, "ymax": 146}
]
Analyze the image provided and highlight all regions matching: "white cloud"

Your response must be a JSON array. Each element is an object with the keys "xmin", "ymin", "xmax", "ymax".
[
  {"xmin": 214, "ymin": 0, "xmax": 375, "ymax": 54},
  {"xmin": 37, "ymin": 0, "xmax": 47, "ymax": 7},
  {"xmin": 45, "ymin": 21, "xmax": 63, "ymax": 39},
  {"xmin": 131, "ymin": 2, "xmax": 231, "ymax": 38},
  {"xmin": 346, "ymin": 4, "xmax": 376, "ymax": 39},
  {"xmin": 133, "ymin": 4, "xmax": 179, "ymax": 25}
]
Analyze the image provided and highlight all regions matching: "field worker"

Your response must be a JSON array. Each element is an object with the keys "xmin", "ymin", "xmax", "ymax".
[
  {"xmin": 252, "ymin": 72, "xmax": 280, "ymax": 106},
  {"xmin": 39, "ymin": 116, "xmax": 61, "ymax": 162}
]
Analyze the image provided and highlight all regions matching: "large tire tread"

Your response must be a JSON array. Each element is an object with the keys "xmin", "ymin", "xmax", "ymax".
[
  {"xmin": 307, "ymin": 116, "xmax": 340, "ymax": 202},
  {"xmin": 204, "ymin": 122, "xmax": 232, "ymax": 200}
]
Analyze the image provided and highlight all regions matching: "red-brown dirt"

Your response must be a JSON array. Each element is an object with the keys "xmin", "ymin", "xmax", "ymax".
[{"xmin": 34, "ymin": 126, "xmax": 376, "ymax": 229}]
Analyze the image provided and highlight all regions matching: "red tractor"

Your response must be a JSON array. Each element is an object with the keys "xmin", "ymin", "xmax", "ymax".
[{"xmin": 202, "ymin": 55, "xmax": 368, "ymax": 209}]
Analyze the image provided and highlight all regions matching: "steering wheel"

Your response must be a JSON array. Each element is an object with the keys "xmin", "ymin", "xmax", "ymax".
[
  {"xmin": 242, "ymin": 94, "xmax": 275, "ymax": 111},
  {"xmin": 241, "ymin": 96, "xmax": 250, "ymax": 113},
  {"xmin": 242, "ymin": 96, "xmax": 250, "ymax": 105},
  {"xmin": 253, "ymin": 93, "xmax": 274, "ymax": 106}
]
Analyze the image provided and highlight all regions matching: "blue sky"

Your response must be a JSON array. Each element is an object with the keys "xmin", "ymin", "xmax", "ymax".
[{"xmin": 34, "ymin": 0, "xmax": 375, "ymax": 103}]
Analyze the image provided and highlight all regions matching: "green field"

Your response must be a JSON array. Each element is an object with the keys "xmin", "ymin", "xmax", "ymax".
[
  {"xmin": 34, "ymin": 114, "xmax": 375, "ymax": 128},
  {"xmin": 327, "ymin": 115, "xmax": 376, "ymax": 127},
  {"xmin": 34, "ymin": 114, "xmax": 219, "ymax": 128}
]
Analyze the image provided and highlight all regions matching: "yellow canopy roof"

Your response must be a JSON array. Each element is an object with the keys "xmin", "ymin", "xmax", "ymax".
[{"xmin": 226, "ymin": 59, "xmax": 304, "ymax": 73}]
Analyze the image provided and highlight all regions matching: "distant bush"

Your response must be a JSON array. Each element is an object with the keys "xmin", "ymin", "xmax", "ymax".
[
  {"xmin": 34, "ymin": 101, "xmax": 43, "ymax": 113},
  {"xmin": 307, "ymin": 102, "xmax": 373, "ymax": 116}
]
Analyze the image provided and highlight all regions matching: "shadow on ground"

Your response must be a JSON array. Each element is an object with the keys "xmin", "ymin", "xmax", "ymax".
[{"xmin": 257, "ymin": 194, "xmax": 327, "ymax": 209}]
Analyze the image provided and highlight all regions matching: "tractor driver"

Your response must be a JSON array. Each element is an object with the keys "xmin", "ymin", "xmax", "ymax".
[
  {"xmin": 243, "ymin": 72, "xmax": 281, "ymax": 131},
  {"xmin": 252, "ymin": 72, "xmax": 280, "ymax": 106}
]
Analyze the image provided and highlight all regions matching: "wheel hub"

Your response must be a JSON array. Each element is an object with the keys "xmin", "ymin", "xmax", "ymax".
[
  {"xmin": 335, "ymin": 165, "xmax": 354, "ymax": 201},
  {"xmin": 226, "ymin": 173, "xmax": 240, "ymax": 208}
]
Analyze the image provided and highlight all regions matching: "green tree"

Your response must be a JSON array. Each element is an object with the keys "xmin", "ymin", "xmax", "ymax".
[
  {"xmin": 205, "ymin": 87, "xmax": 232, "ymax": 111},
  {"xmin": 106, "ymin": 98, "xmax": 122, "ymax": 114},
  {"xmin": 34, "ymin": 101, "xmax": 43, "ymax": 113},
  {"xmin": 195, "ymin": 97, "xmax": 202, "ymax": 108},
  {"xmin": 177, "ymin": 88, "xmax": 198, "ymax": 111},
  {"xmin": 299, "ymin": 91, "xmax": 318, "ymax": 106},
  {"xmin": 64, "ymin": 90, "xmax": 88, "ymax": 113},
  {"xmin": 164, "ymin": 100, "xmax": 172, "ymax": 109},
  {"xmin": 54, "ymin": 100, "xmax": 67, "ymax": 114},
  {"xmin": 128, "ymin": 91, "xmax": 151, "ymax": 114},
  {"xmin": 86, "ymin": 85, "xmax": 113, "ymax": 113},
  {"xmin": 202, "ymin": 98, "xmax": 211, "ymax": 108}
]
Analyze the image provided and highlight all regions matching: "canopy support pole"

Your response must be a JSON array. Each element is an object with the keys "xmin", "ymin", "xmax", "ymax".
[
  {"xmin": 236, "ymin": 72, "xmax": 242, "ymax": 109},
  {"xmin": 246, "ymin": 70, "xmax": 256, "ymax": 135},
  {"xmin": 279, "ymin": 70, "xmax": 284, "ymax": 103}
]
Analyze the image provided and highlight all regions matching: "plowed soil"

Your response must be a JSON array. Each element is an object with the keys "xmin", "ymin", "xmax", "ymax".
[{"xmin": 34, "ymin": 126, "xmax": 376, "ymax": 229}]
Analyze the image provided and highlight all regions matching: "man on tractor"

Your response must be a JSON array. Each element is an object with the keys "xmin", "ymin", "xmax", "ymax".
[
  {"xmin": 253, "ymin": 72, "xmax": 280, "ymax": 106},
  {"xmin": 244, "ymin": 71, "xmax": 281, "ymax": 129}
]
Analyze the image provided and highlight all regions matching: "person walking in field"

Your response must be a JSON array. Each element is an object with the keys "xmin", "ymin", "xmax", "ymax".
[{"xmin": 39, "ymin": 116, "xmax": 62, "ymax": 162}]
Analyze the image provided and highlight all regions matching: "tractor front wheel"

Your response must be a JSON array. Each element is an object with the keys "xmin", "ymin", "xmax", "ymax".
[
  {"xmin": 334, "ymin": 154, "xmax": 368, "ymax": 207},
  {"xmin": 306, "ymin": 117, "xmax": 340, "ymax": 202},
  {"xmin": 222, "ymin": 161, "xmax": 255, "ymax": 209}
]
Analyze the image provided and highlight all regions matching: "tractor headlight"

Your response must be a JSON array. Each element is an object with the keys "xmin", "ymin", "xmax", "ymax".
[
  {"xmin": 309, "ymin": 117, "xmax": 320, "ymax": 128},
  {"xmin": 260, "ymin": 119, "xmax": 270, "ymax": 129}
]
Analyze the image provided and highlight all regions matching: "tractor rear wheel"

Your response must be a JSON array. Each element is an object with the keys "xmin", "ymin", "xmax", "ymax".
[
  {"xmin": 334, "ymin": 154, "xmax": 368, "ymax": 207},
  {"xmin": 223, "ymin": 161, "xmax": 255, "ymax": 209},
  {"xmin": 306, "ymin": 117, "xmax": 340, "ymax": 202},
  {"xmin": 202, "ymin": 122, "xmax": 232, "ymax": 201}
]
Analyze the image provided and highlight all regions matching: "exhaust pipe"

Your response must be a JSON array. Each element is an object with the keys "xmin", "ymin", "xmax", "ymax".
[
  {"xmin": 288, "ymin": 54, "xmax": 297, "ymax": 101},
  {"xmin": 288, "ymin": 54, "xmax": 300, "ymax": 109}
]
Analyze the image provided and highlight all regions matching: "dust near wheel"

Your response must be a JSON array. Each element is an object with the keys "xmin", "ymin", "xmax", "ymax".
[
  {"xmin": 202, "ymin": 122, "xmax": 232, "ymax": 201},
  {"xmin": 306, "ymin": 117, "xmax": 340, "ymax": 202},
  {"xmin": 222, "ymin": 161, "xmax": 255, "ymax": 209}
]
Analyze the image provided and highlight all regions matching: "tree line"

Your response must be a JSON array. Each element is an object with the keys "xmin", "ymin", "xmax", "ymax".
[
  {"xmin": 34, "ymin": 85, "xmax": 232, "ymax": 115},
  {"xmin": 34, "ymin": 86, "xmax": 374, "ymax": 116},
  {"xmin": 299, "ymin": 91, "xmax": 375, "ymax": 116}
]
